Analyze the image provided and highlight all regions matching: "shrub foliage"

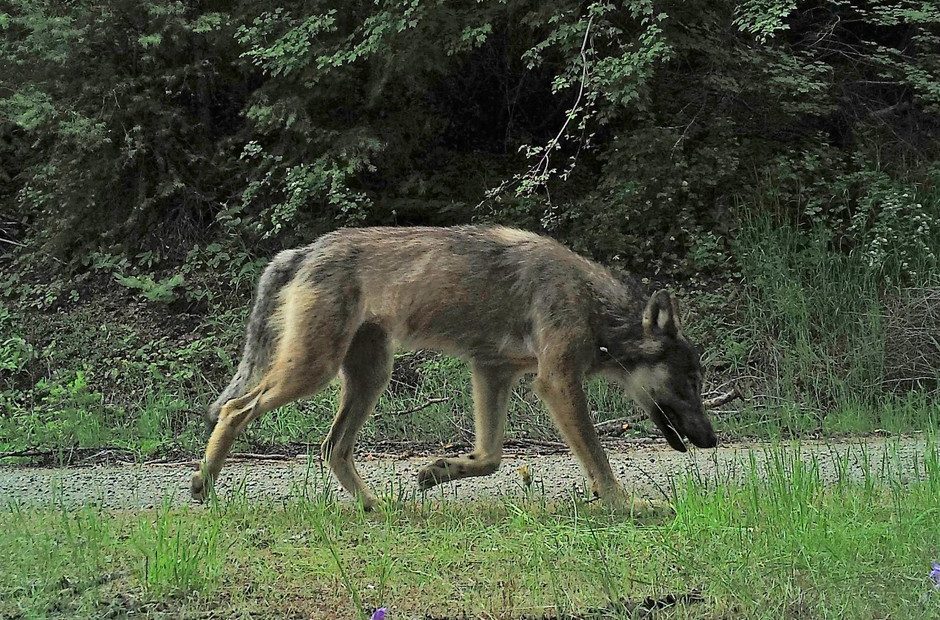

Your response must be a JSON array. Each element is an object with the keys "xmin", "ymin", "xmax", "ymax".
[
  {"xmin": 1, "ymin": 0, "xmax": 937, "ymax": 272},
  {"xmin": 1, "ymin": 2, "xmax": 938, "ymax": 449}
]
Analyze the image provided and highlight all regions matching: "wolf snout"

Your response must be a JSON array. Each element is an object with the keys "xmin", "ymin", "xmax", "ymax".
[
  {"xmin": 687, "ymin": 419, "xmax": 718, "ymax": 449},
  {"xmin": 689, "ymin": 429, "xmax": 718, "ymax": 449}
]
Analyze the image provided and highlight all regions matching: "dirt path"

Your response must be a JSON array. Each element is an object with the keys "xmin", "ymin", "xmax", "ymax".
[{"xmin": 0, "ymin": 436, "xmax": 934, "ymax": 510}]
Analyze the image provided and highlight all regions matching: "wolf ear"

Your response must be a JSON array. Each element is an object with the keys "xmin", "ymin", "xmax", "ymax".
[{"xmin": 642, "ymin": 289, "xmax": 681, "ymax": 338}]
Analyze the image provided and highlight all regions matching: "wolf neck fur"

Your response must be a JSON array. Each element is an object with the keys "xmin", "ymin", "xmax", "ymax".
[{"xmin": 592, "ymin": 276, "xmax": 654, "ymax": 371}]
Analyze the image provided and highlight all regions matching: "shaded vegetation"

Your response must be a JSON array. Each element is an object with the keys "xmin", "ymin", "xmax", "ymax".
[
  {"xmin": 3, "ymin": 1, "xmax": 938, "ymax": 264},
  {"xmin": 1, "ymin": 1, "xmax": 939, "ymax": 454}
]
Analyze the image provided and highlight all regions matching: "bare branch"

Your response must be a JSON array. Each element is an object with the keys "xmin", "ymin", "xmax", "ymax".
[
  {"xmin": 373, "ymin": 396, "xmax": 453, "ymax": 420},
  {"xmin": 704, "ymin": 388, "xmax": 743, "ymax": 409},
  {"xmin": 528, "ymin": 13, "xmax": 594, "ymax": 183}
]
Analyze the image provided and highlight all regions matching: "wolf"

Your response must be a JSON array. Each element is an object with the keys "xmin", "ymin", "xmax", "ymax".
[{"xmin": 191, "ymin": 226, "xmax": 717, "ymax": 509}]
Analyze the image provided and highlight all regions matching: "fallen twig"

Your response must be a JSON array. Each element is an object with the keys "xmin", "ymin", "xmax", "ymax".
[
  {"xmin": 77, "ymin": 449, "xmax": 135, "ymax": 464},
  {"xmin": 0, "ymin": 236, "xmax": 26, "ymax": 247},
  {"xmin": 0, "ymin": 446, "xmax": 135, "ymax": 461},
  {"xmin": 0, "ymin": 448, "xmax": 54, "ymax": 459},
  {"xmin": 373, "ymin": 396, "xmax": 452, "ymax": 420},
  {"xmin": 145, "ymin": 452, "xmax": 295, "ymax": 467},
  {"xmin": 227, "ymin": 452, "xmax": 294, "ymax": 462},
  {"xmin": 704, "ymin": 387, "xmax": 742, "ymax": 409},
  {"xmin": 594, "ymin": 414, "xmax": 645, "ymax": 436},
  {"xmin": 504, "ymin": 437, "xmax": 567, "ymax": 451}
]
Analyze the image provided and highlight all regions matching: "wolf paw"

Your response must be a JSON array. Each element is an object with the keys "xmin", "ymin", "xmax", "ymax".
[
  {"xmin": 417, "ymin": 459, "xmax": 450, "ymax": 490},
  {"xmin": 358, "ymin": 492, "xmax": 381, "ymax": 512},
  {"xmin": 594, "ymin": 486, "xmax": 671, "ymax": 515},
  {"xmin": 190, "ymin": 471, "xmax": 209, "ymax": 502}
]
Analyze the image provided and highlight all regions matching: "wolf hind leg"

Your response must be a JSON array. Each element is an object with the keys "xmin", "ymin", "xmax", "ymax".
[
  {"xmin": 191, "ymin": 356, "xmax": 344, "ymax": 501},
  {"xmin": 418, "ymin": 362, "xmax": 518, "ymax": 490},
  {"xmin": 321, "ymin": 323, "xmax": 393, "ymax": 510},
  {"xmin": 191, "ymin": 284, "xmax": 360, "ymax": 500}
]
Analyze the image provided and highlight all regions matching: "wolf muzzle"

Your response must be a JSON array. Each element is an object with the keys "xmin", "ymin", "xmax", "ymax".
[{"xmin": 649, "ymin": 404, "xmax": 717, "ymax": 451}]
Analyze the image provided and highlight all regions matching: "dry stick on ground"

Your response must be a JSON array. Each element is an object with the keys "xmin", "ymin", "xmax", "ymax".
[
  {"xmin": 156, "ymin": 398, "xmax": 456, "ymax": 465},
  {"xmin": 0, "ymin": 448, "xmax": 58, "ymax": 459},
  {"xmin": 505, "ymin": 438, "xmax": 568, "ymax": 451},
  {"xmin": 595, "ymin": 387, "xmax": 742, "ymax": 436},
  {"xmin": 0, "ymin": 236, "xmax": 26, "ymax": 247},
  {"xmin": 77, "ymin": 449, "xmax": 135, "ymax": 464},
  {"xmin": 372, "ymin": 396, "xmax": 453, "ymax": 420},
  {"xmin": 7, "ymin": 399, "xmax": 455, "ymax": 465},
  {"xmin": 703, "ymin": 387, "xmax": 744, "ymax": 409},
  {"xmin": 145, "ymin": 453, "xmax": 297, "ymax": 467},
  {"xmin": 0, "ymin": 446, "xmax": 135, "ymax": 461},
  {"xmin": 212, "ymin": 397, "xmax": 457, "ymax": 460}
]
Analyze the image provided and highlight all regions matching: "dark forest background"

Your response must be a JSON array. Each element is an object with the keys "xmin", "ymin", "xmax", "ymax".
[{"xmin": 1, "ymin": 1, "xmax": 938, "ymax": 458}]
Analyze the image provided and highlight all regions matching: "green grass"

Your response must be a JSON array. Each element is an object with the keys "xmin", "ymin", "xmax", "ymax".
[
  {"xmin": 2, "ymin": 441, "xmax": 939, "ymax": 619},
  {"xmin": 732, "ymin": 216, "xmax": 938, "ymax": 410},
  {"xmin": 2, "ymin": 309, "xmax": 936, "ymax": 461},
  {"xmin": 716, "ymin": 392, "xmax": 940, "ymax": 440}
]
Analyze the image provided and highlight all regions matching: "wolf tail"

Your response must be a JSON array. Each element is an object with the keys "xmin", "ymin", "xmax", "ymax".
[{"xmin": 206, "ymin": 248, "xmax": 305, "ymax": 426}]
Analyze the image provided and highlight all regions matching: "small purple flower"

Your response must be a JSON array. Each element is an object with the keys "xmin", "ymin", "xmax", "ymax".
[
  {"xmin": 930, "ymin": 562, "xmax": 940, "ymax": 589},
  {"xmin": 370, "ymin": 608, "xmax": 387, "ymax": 620}
]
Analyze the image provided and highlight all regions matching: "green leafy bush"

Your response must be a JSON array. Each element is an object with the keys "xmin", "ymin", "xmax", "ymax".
[
  {"xmin": 2, "ymin": 0, "xmax": 935, "ymax": 269},
  {"xmin": 1, "ymin": 0, "xmax": 938, "ymax": 449},
  {"xmin": 114, "ymin": 274, "xmax": 185, "ymax": 304},
  {"xmin": 849, "ymin": 181, "xmax": 938, "ymax": 283}
]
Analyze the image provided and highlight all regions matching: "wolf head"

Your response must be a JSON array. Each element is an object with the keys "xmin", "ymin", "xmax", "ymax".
[{"xmin": 617, "ymin": 289, "xmax": 717, "ymax": 452}]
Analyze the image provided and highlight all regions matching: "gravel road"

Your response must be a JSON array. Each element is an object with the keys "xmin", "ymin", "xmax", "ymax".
[{"xmin": 0, "ymin": 436, "xmax": 934, "ymax": 510}]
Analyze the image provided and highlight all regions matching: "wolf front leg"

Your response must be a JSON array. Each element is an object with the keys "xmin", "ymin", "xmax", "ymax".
[
  {"xmin": 531, "ymin": 369, "xmax": 625, "ymax": 502},
  {"xmin": 417, "ymin": 362, "xmax": 518, "ymax": 490},
  {"xmin": 533, "ymin": 368, "xmax": 667, "ymax": 514}
]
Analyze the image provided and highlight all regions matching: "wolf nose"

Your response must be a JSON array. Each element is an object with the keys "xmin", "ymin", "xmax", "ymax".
[{"xmin": 695, "ymin": 430, "xmax": 718, "ymax": 449}]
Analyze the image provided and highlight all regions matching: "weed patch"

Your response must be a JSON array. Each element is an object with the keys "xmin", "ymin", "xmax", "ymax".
[{"xmin": 2, "ymin": 441, "xmax": 938, "ymax": 618}]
